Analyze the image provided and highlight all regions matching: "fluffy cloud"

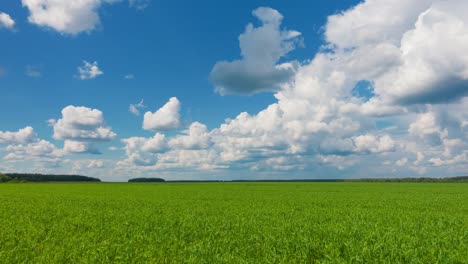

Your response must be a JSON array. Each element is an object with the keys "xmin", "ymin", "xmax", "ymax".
[
  {"xmin": 4, "ymin": 140, "xmax": 63, "ymax": 161},
  {"xmin": 210, "ymin": 7, "xmax": 302, "ymax": 95},
  {"xmin": 324, "ymin": 0, "xmax": 468, "ymax": 105},
  {"xmin": 78, "ymin": 61, "xmax": 103, "ymax": 80},
  {"xmin": 120, "ymin": 136, "xmax": 164, "ymax": 166},
  {"xmin": 353, "ymin": 134, "xmax": 395, "ymax": 154},
  {"xmin": 6, "ymin": 1, "xmax": 467, "ymax": 180},
  {"xmin": 0, "ymin": 127, "xmax": 64, "ymax": 168},
  {"xmin": 143, "ymin": 97, "xmax": 181, "ymax": 131},
  {"xmin": 0, "ymin": 12, "xmax": 15, "ymax": 29},
  {"xmin": 127, "ymin": 2, "xmax": 467, "ymax": 177},
  {"xmin": 0, "ymin": 126, "xmax": 38, "ymax": 144},
  {"xmin": 22, "ymin": 0, "xmax": 110, "ymax": 34},
  {"xmin": 53, "ymin": 105, "xmax": 116, "ymax": 154},
  {"xmin": 376, "ymin": 1, "xmax": 468, "ymax": 104},
  {"xmin": 21, "ymin": 0, "xmax": 152, "ymax": 34},
  {"xmin": 325, "ymin": 1, "xmax": 432, "ymax": 49},
  {"xmin": 169, "ymin": 122, "xmax": 213, "ymax": 150},
  {"xmin": 409, "ymin": 112, "xmax": 446, "ymax": 146}
]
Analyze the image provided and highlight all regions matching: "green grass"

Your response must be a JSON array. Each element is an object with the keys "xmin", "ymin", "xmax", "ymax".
[{"xmin": 0, "ymin": 183, "xmax": 467, "ymax": 263}]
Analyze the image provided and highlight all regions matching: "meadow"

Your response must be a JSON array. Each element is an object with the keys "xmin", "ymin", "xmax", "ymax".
[{"xmin": 0, "ymin": 182, "xmax": 467, "ymax": 263}]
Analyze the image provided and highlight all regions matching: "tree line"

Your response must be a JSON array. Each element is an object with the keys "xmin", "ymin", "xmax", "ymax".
[
  {"xmin": 0, "ymin": 173, "xmax": 101, "ymax": 183},
  {"xmin": 128, "ymin": 178, "xmax": 165, "ymax": 182}
]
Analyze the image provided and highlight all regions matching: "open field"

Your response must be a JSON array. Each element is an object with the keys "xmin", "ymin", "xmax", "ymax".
[{"xmin": 0, "ymin": 183, "xmax": 467, "ymax": 263}]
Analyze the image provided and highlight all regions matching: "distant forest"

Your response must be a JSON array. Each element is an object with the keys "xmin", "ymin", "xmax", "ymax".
[
  {"xmin": 0, "ymin": 173, "xmax": 100, "ymax": 183},
  {"xmin": 128, "ymin": 178, "xmax": 166, "ymax": 183}
]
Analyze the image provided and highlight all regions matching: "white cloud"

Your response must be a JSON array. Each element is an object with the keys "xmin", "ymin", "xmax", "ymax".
[
  {"xmin": 5, "ymin": 140, "xmax": 63, "ymax": 160},
  {"xmin": 21, "ymin": 0, "xmax": 113, "ymax": 34},
  {"xmin": 53, "ymin": 105, "xmax": 116, "ymax": 154},
  {"xmin": 409, "ymin": 111, "xmax": 445, "ymax": 146},
  {"xmin": 169, "ymin": 122, "xmax": 213, "ymax": 150},
  {"xmin": 113, "ymin": 3, "xmax": 468, "ymax": 179},
  {"xmin": 78, "ymin": 61, "xmax": 103, "ymax": 80},
  {"xmin": 325, "ymin": 0, "xmax": 432, "ymax": 49},
  {"xmin": 21, "ymin": 0, "xmax": 152, "ymax": 34},
  {"xmin": 375, "ymin": 2, "xmax": 468, "ymax": 104},
  {"xmin": 0, "ymin": 126, "xmax": 38, "ymax": 144},
  {"xmin": 143, "ymin": 97, "xmax": 181, "ymax": 131},
  {"xmin": 353, "ymin": 134, "xmax": 395, "ymax": 154},
  {"xmin": 129, "ymin": 99, "xmax": 145, "ymax": 116},
  {"xmin": 0, "ymin": 12, "xmax": 15, "ymax": 29},
  {"xmin": 0, "ymin": 127, "xmax": 64, "ymax": 168},
  {"xmin": 210, "ymin": 7, "xmax": 302, "ymax": 95}
]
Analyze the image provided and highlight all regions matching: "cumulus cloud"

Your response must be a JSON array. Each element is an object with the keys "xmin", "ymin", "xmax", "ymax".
[
  {"xmin": 0, "ymin": 126, "xmax": 38, "ymax": 144},
  {"xmin": 4, "ymin": 140, "xmax": 63, "ymax": 161},
  {"xmin": 8, "ymin": 2, "xmax": 466, "ymax": 180},
  {"xmin": 169, "ymin": 122, "xmax": 213, "ymax": 150},
  {"xmin": 21, "ymin": 0, "xmax": 112, "ymax": 34},
  {"xmin": 53, "ymin": 105, "xmax": 116, "ymax": 154},
  {"xmin": 0, "ymin": 127, "xmax": 64, "ymax": 167},
  {"xmin": 409, "ymin": 112, "xmax": 446, "ymax": 146},
  {"xmin": 210, "ymin": 7, "xmax": 302, "ymax": 95},
  {"xmin": 0, "ymin": 12, "xmax": 15, "ymax": 29},
  {"xmin": 143, "ymin": 97, "xmax": 181, "ymax": 131},
  {"xmin": 120, "ymin": 135, "xmax": 168, "ymax": 166},
  {"xmin": 324, "ymin": 0, "xmax": 468, "ymax": 105},
  {"xmin": 127, "ymin": 2, "xmax": 467, "ymax": 177},
  {"xmin": 78, "ymin": 61, "xmax": 103, "ymax": 80},
  {"xmin": 353, "ymin": 134, "xmax": 395, "ymax": 154},
  {"xmin": 21, "ymin": 0, "xmax": 153, "ymax": 34},
  {"xmin": 375, "ymin": 1, "xmax": 468, "ymax": 104}
]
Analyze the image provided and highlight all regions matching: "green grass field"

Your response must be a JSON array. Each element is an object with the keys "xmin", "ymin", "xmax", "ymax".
[{"xmin": 0, "ymin": 183, "xmax": 467, "ymax": 263}]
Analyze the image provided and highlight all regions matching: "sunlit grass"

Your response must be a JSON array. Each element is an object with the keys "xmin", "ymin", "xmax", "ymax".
[{"xmin": 0, "ymin": 182, "xmax": 467, "ymax": 263}]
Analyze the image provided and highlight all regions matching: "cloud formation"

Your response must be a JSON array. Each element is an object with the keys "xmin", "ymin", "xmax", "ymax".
[
  {"xmin": 210, "ymin": 7, "xmax": 302, "ymax": 95},
  {"xmin": 21, "ymin": 0, "xmax": 152, "ymax": 34},
  {"xmin": 118, "ymin": 1, "xmax": 467, "ymax": 179},
  {"xmin": 0, "ymin": 12, "xmax": 15, "ymax": 29},
  {"xmin": 0, "ymin": 127, "xmax": 38, "ymax": 144},
  {"xmin": 129, "ymin": 99, "xmax": 145, "ymax": 116},
  {"xmin": 22, "ymin": 0, "xmax": 109, "ymax": 34},
  {"xmin": 52, "ymin": 105, "xmax": 116, "ymax": 154},
  {"xmin": 0, "ymin": 127, "xmax": 64, "ymax": 168},
  {"xmin": 143, "ymin": 97, "xmax": 181, "ymax": 131},
  {"xmin": 3, "ymin": 1, "xmax": 467, "ymax": 180},
  {"xmin": 78, "ymin": 61, "xmax": 103, "ymax": 80}
]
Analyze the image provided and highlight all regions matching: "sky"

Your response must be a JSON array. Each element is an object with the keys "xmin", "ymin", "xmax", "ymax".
[{"xmin": 0, "ymin": 0, "xmax": 467, "ymax": 181}]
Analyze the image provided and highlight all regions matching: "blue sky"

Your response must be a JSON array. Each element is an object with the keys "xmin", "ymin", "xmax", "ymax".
[{"xmin": 0, "ymin": 0, "xmax": 467, "ymax": 181}]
